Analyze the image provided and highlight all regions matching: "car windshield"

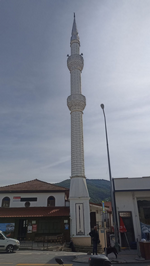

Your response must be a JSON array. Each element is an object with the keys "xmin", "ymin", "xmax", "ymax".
[{"xmin": 1, "ymin": 232, "xmax": 6, "ymax": 237}]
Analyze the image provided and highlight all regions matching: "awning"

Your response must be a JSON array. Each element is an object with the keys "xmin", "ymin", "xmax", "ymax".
[{"xmin": 0, "ymin": 206, "xmax": 70, "ymax": 218}]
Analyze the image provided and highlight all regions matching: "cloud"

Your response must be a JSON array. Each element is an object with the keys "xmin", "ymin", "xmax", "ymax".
[{"xmin": 0, "ymin": 0, "xmax": 150, "ymax": 186}]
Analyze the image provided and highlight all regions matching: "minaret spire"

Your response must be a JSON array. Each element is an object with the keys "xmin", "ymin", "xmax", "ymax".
[
  {"xmin": 67, "ymin": 15, "xmax": 90, "ymax": 246},
  {"xmin": 71, "ymin": 13, "xmax": 80, "ymax": 43}
]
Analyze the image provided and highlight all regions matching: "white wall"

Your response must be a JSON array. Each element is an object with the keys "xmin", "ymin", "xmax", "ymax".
[
  {"xmin": 115, "ymin": 190, "xmax": 150, "ymax": 242},
  {"xmin": 90, "ymin": 204, "xmax": 103, "ymax": 227},
  {"xmin": 0, "ymin": 192, "xmax": 66, "ymax": 207},
  {"xmin": 114, "ymin": 177, "xmax": 150, "ymax": 191}
]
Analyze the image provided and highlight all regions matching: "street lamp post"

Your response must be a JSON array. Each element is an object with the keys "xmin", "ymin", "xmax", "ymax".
[{"xmin": 100, "ymin": 103, "xmax": 118, "ymax": 250}]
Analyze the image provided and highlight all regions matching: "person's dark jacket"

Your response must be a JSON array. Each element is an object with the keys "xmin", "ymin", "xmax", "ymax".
[{"xmin": 89, "ymin": 229, "xmax": 100, "ymax": 243}]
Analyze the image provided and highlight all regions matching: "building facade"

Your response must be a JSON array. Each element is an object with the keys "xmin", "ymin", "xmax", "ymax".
[
  {"xmin": 114, "ymin": 177, "xmax": 150, "ymax": 247},
  {"xmin": 0, "ymin": 178, "xmax": 113, "ymax": 247},
  {"xmin": 0, "ymin": 179, "xmax": 70, "ymax": 242}
]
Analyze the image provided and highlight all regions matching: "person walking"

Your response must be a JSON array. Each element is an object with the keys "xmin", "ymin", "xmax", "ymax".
[{"xmin": 89, "ymin": 226, "xmax": 100, "ymax": 255}]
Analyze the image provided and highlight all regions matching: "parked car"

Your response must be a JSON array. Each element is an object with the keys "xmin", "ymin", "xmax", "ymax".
[{"xmin": 0, "ymin": 230, "xmax": 20, "ymax": 253}]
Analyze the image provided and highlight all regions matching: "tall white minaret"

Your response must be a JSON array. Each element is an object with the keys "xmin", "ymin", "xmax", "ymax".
[{"xmin": 67, "ymin": 14, "xmax": 91, "ymax": 246}]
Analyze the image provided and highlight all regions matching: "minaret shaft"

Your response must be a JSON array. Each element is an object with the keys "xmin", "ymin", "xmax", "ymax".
[
  {"xmin": 71, "ymin": 43, "xmax": 80, "ymax": 54},
  {"xmin": 67, "ymin": 45, "xmax": 86, "ymax": 179},
  {"xmin": 67, "ymin": 15, "xmax": 90, "ymax": 243},
  {"xmin": 71, "ymin": 69, "xmax": 81, "ymax": 94},
  {"xmin": 71, "ymin": 111, "xmax": 85, "ymax": 177}
]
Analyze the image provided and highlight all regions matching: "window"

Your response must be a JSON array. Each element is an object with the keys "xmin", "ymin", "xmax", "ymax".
[
  {"xmin": 47, "ymin": 196, "xmax": 55, "ymax": 206},
  {"xmin": 138, "ymin": 200, "xmax": 150, "ymax": 223},
  {"xmin": 144, "ymin": 208, "xmax": 150, "ymax": 219},
  {"xmin": 38, "ymin": 220, "xmax": 49, "ymax": 233},
  {"xmin": 23, "ymin": 220, "xmax": 28, "ymax": 227},
  {"xmin": 38, "ymin": 220, "xmax": 60, "ymax": 234},
  {"xmin": 25, "ymin": 201, "xmax": 30, "ymax": 207},
  {"xmin": 2, "ymin": 197, "xmax": 10, "ymax": 208},
  {"xmin": 0, "ymin": 233, "xmax": 4, "ymax": 240}
]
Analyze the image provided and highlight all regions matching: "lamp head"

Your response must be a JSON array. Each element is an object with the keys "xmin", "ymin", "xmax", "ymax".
[{"xmin": 101, "ymin": 104, "xmax": 104, "ymax": 110}]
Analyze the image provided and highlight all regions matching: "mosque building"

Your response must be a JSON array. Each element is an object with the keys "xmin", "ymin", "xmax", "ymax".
[
  {"xmin": 0, "ymin": 15, "xmax": 112, "ymax": 248},
  {"xmin": 0, "ymin": 15, "xmax": 149, "ymax": 251}
]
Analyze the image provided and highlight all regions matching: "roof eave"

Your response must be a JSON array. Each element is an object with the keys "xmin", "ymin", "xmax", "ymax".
[{"xmin": 0, "ymin": 189, "xmax": 69, "ymax": 193}]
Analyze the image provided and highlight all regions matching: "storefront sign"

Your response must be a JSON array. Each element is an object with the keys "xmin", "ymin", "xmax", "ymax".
[
  {"xmin": 27, "ymin": 225, "xmax": 32, "ymax": 233},
  {"xmin": 13, "ymin": 196, "xmax": 21, "ymax": 202},
  {"xmin": 0, "ymin": 223, "xmax": 15, "ymax": 233},
  {"xmin": 32, "ymin": 224, "xmax": 37, "ymax": 232},
  {"xmin": 65, "ymin": 224, "xmax": 69, "ymax": 230},
  {"xmin": 64, "ymin": 220, "xmax": 68, "ymax": 223}
]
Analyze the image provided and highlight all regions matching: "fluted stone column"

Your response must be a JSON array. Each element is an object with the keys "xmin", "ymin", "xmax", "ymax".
[{"xmin": 67, "ymin": 14, "xmax": 91, "ymax": 245}]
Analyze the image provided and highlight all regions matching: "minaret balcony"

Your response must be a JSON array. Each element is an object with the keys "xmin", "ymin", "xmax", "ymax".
[
  {"xmin": 67, "ymin": 54, "xmax": 84, "ymax": 72},
  {"xmin": 67, "ymin": 94, "xmax": 86, "ymax": 112}
]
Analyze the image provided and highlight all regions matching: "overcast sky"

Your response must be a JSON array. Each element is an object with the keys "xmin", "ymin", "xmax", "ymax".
[{"xmin": 0, "ymin": 0, "xmax": 150, "ymax": 186}]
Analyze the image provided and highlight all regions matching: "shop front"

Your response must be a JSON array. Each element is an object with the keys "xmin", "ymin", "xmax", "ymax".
[
  {"xmin": 137, "ymin": 199, "xmax": 150, "ymax": 240},
  {"xmin": 0, "ymin": 206, "xmax": 70, "ymax": 242},
  {"xmin": 114, "ymin": 177, "xmax": 150, "ymax": 249}
]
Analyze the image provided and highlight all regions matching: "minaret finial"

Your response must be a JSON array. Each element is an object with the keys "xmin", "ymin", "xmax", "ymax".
[{"xmin": 71, "ymin": 13, "xmax": 79, "ymax": 43}]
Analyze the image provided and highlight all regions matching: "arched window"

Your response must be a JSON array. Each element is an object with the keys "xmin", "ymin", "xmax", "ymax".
[
  {"xmin": 2, "ymin": 197, "xmax": 10, "ymax": 208},
  {"xmin": 47, "ymin": 196, "xmax": 55, "ymax": 207}
]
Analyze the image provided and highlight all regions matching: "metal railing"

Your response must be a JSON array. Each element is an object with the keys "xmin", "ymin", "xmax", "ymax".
[{"xmin": 20, "ymin": 234, "xmax": 64, "ymax": 250}]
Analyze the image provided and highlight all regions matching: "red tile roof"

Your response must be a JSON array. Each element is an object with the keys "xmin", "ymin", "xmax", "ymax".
[
  {"xmin": 0, "ymin": 206, "xmax": 70, "ymax": 218},
  {"xmin": 104, "ymin": 201, "xmax": 112, "ymax": 211},
  {"xmin": 0, "ymin": 179, "xmax": 69, "ymax": 193}
]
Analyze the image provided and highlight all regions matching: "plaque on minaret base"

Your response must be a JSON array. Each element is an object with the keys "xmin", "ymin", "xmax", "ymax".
[{"xmin": 67, "ymin": 14, "xmax": 91, "ymax": 246}]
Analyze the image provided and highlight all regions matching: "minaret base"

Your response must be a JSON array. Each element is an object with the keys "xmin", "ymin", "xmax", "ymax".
[
  {"xmin": 70, "ymin": 176, "xmax": 89, "ymax": 198},
  {"xmin": 71, "ymin": 236, "xmax": 91, "ymax": 246},
  {"xmin": 69, "ymin": 196, "xmax": 91, "ymax": 246}
]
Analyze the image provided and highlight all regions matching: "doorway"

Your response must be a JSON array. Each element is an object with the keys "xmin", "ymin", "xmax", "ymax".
[
  {"xmin": 18, "ymin": 219, "xmax": 28, "ymax": 240},
  {"xmin": 90, "ymin": 212, "xmax": 96, "ymax": 229},
  {"xmin": 119, "ymin": 212, "xmax": 135, "ymax": 247}
]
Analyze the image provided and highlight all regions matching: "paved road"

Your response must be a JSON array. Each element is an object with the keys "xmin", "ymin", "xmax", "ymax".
[
  {"xmin": 113, "ymin": 264, "xmax": 150, "ymax": 266},
  {"xmin": 0, "ymin": 250, "xmax": 81, "ymax": 266},
  {"xmin": 0, "ymin": 250, "xmax": 150, "ymax": 266}
]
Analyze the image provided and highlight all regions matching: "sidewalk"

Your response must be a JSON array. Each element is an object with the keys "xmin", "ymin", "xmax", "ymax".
[
  {"xmin": 73, "ymin": 249, "xmax": 150, "ymax": 264},
  {"xmin": 20, "ymin": 241, "xmax": 67, "ymax": 251},
  {"xmin": 19, "ymin": 242, "xmax": 150, "ymax": 264}
]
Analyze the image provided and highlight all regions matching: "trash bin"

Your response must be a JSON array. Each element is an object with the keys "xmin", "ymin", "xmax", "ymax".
[
  {"xmin": 139, "ymin": 242, "xmax": 145, "ymax": 258},
  {"xmin": 144, "ymin": 242, "xmax": 150, "ymax": 260},
  {"xmin": 88, "ymin": 255, "xmax": 112, "ymax": 266},
  {"xmin": 139, "ymin": 242, "xmax": 150, "ymax": 260}
]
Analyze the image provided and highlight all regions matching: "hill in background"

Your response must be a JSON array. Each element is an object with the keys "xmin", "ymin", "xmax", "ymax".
[{"xmin": 55, "ymin": 179, "xmax": 111, "ymax": 203}]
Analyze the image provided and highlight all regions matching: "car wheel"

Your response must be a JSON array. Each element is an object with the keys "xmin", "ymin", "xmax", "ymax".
[{"xmin": 6, "ymin": 245, "xmax": 14, "ymax": 253}]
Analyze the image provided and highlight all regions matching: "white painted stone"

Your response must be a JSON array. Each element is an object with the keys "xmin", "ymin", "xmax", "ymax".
[
  {"xmin": 67, "ymin": 15, "xmax": 91, "ymax": 240},
  {"xmin": 0, "ymin": 192, "xmax": 66, "ymax": 207}
]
